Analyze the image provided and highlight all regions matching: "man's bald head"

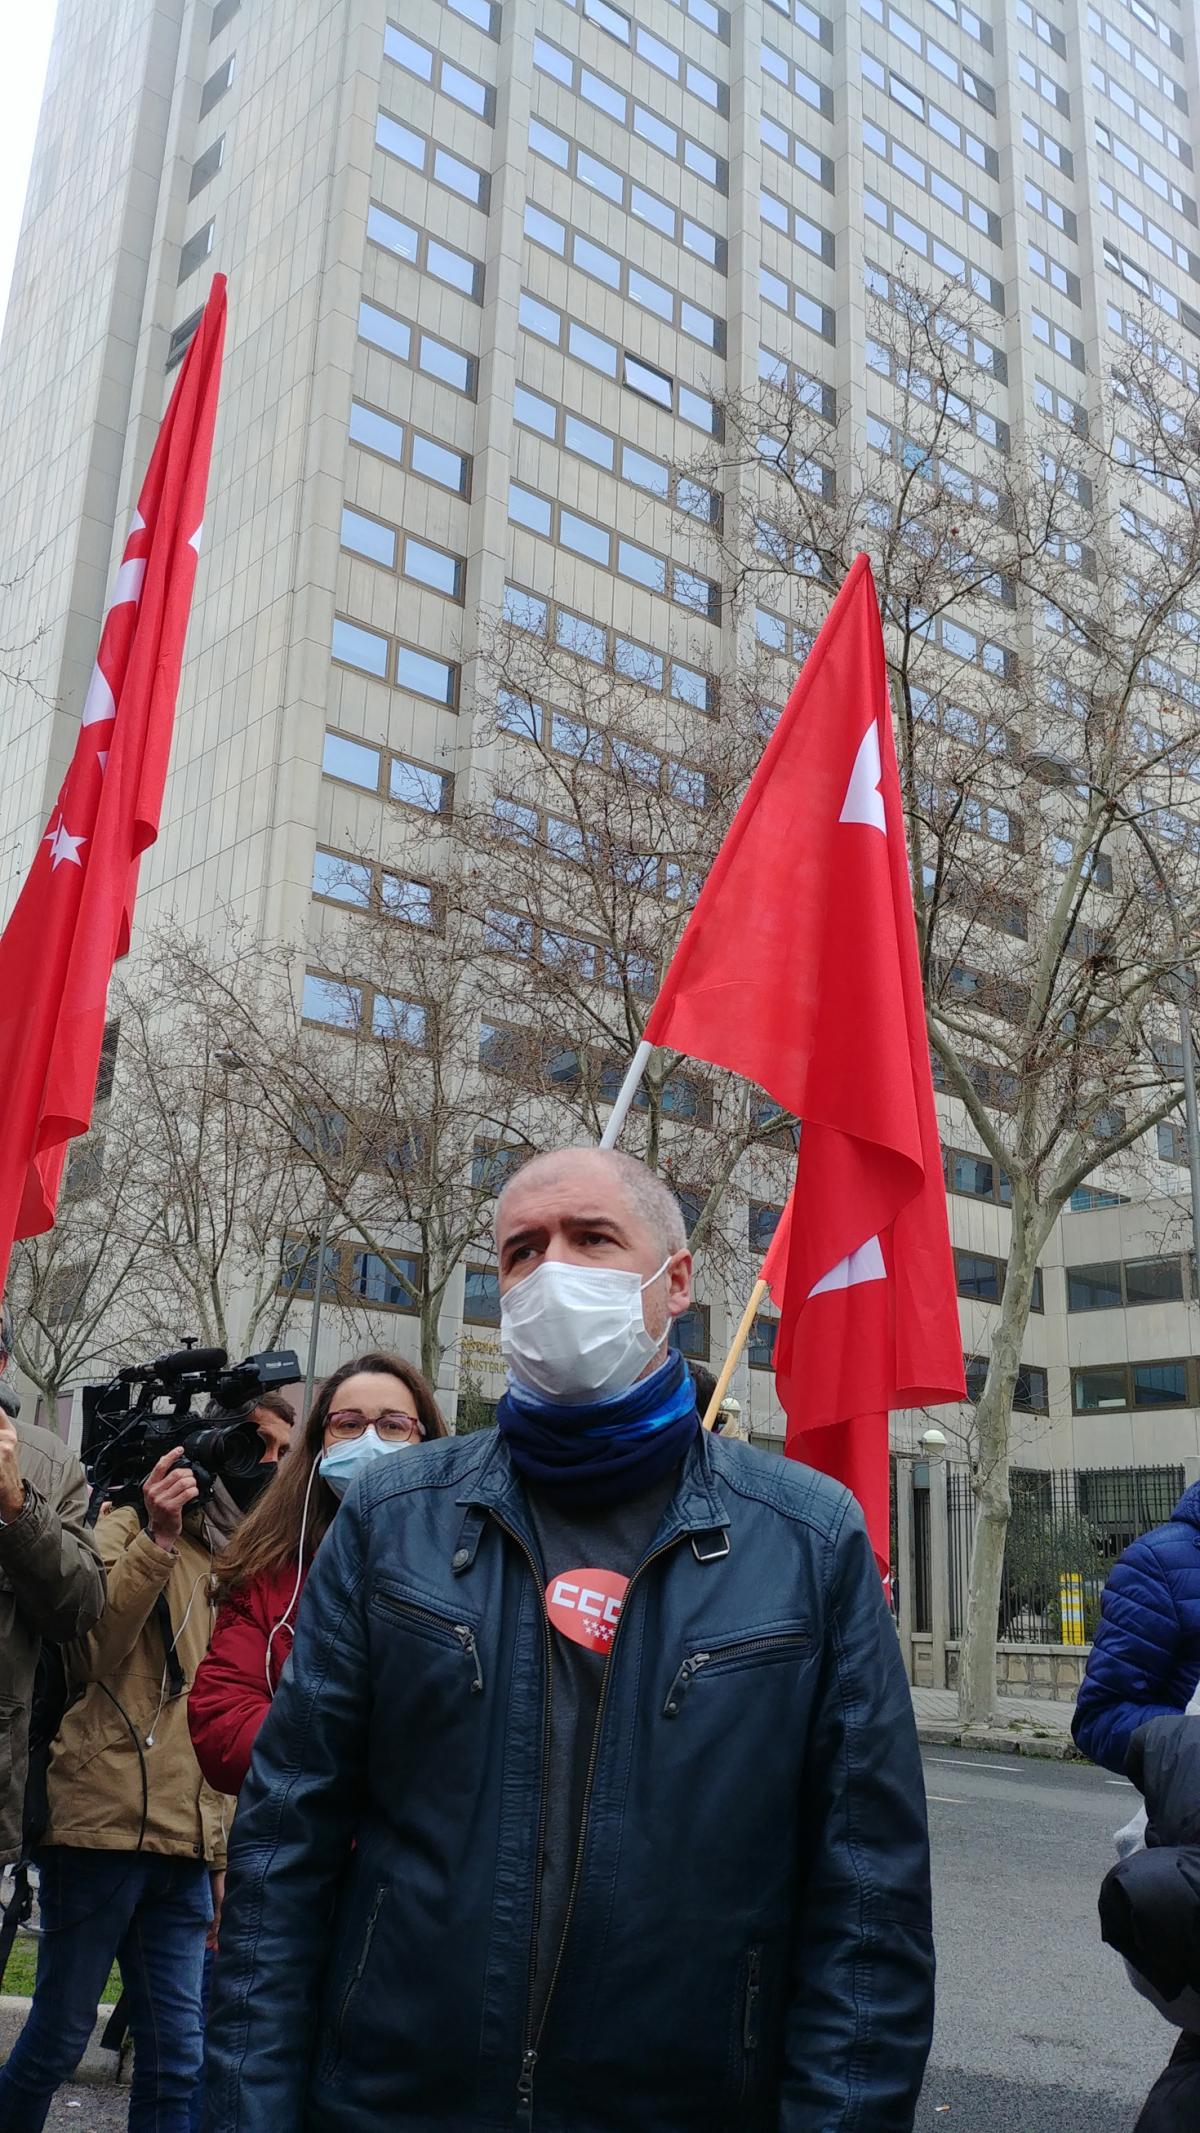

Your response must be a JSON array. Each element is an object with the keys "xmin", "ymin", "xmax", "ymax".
[{"xmin": 496, "ymin": 1147, "xmax": 688, "ymax": 1264}]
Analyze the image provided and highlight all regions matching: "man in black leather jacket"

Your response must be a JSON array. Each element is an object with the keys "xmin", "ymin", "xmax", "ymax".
[{"xmin": 205, "ymin": 1149, "xmax": 934, "ymax": 2131}]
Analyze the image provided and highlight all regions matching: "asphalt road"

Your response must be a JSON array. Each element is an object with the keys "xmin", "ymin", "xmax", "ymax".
[
  {"xmin": 30, "ymin": 1749, "xmax": 1178, "ymax": 2132},
  {"xmin": 917, "ymin": 1747, "xmax": 1168, "ymax": 2132}
]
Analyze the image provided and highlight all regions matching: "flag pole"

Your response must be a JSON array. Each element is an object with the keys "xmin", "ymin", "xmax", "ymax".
[
  {"xmin": 701, "ymin": 1277, "xmax": 768, "ymax": 1431},
  {"xmin": 598, "ymin": 1039, "xmax": 654, "ymax": 1150}
]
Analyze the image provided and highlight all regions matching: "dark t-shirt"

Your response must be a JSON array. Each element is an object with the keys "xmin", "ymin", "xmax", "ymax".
[{"xmin": 525, "ymin": 1473, "xmax": 677, "ymax": 2031}]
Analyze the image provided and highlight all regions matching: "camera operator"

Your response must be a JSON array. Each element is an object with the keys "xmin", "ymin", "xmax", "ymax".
[
  {"xmin": 0, "ymin": 1303, "xmax": 105, "ymax": 1887},
  {"xmin": 0, "ymin": 1441, "xmax": 240, "ymax": 2133}
]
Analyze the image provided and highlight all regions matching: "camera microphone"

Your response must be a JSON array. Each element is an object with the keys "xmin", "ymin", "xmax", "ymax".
[{"xmin": 155, "ymin": 1346, "xmax": 229, "ymax": 1379}]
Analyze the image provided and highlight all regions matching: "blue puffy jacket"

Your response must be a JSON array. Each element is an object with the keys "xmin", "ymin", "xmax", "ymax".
[
  {"xmin": 204, "ymin": 1428, "xmax": 934, "ymax": 2132},
  {"xmin": 1073, "ymin": 1480, "xmax": 1200, "ymax": 1775}
]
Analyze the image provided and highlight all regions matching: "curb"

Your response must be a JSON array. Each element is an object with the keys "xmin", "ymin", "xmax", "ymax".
[
  {"xmin": 0, "ymin": 1994, "xmax": 126, "ymax": 2087},
  {"xmin": 915, "ymin": 1721, "xmax": 1082, "ymax": 1761}
]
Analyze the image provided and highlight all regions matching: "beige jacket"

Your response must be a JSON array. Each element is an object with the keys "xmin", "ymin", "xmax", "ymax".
[
  {"xmin": 0, "ymin": 1419, "xmax": 106, "ymax": 1866},
  {"xmin": 44, "ymin": 1504, "xmax": 232, "ymax": 1867}
]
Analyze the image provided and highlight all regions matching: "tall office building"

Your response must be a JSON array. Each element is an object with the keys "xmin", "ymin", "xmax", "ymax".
[{"xmin": 3, "ymin": 0, "xmax": 1200, "ymax": 1488}]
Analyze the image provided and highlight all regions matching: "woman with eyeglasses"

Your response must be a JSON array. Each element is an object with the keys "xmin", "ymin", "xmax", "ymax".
[{"xmin": 188, "ymin": 1352, "xmax": 446, "ymax": 1795}]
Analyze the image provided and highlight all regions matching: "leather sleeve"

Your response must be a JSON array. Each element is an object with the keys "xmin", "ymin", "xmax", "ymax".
[
  {"xmin": 778, "ymin": 1500, "xmax": 935, "ymax": 2132},
  {"xmin": 0, "ymin": 1451, "xmax": 105, "ymax": 1642},
  {"xmin": 203, "ymin": 1503, "xmax": 369, "ymax": 2131}
]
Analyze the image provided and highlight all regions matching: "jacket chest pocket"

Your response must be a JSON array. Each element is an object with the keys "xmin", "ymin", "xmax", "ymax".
[
  {"xmin": 663, "ymin": 1629, "xmax": 811, "ymax": 1717},
  {"xmin": 368, "ymin": 1587, "xmax": 485, "ymax": 1695}
]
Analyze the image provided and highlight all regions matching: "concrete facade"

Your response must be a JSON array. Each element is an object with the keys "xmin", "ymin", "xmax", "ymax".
[{"xmin": 3, "ymin": 0, "xmax": 1200, "ymax": 1455}]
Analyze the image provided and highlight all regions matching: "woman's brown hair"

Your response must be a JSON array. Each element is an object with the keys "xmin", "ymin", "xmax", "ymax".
[{"xmin": 213, "ymin": 1351, "xmax": 446, "ymax": 1600}]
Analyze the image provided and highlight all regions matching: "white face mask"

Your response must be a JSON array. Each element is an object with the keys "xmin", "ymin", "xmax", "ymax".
[
  {"xmin": 500, "ymin": 1256, "xmax": 672, "ymax": 1404},
  {"xmin": 318, "ymin": 1427, "xmax": 414, "ymax": 1500}
]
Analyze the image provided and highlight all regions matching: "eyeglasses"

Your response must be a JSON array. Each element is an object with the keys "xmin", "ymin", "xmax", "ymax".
[{"xmin": 325, "ymin": 1409, "xmax": 425, "ymax": 1443}]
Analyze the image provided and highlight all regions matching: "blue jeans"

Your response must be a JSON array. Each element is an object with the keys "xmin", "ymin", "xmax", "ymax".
[{"xmin": 0, "ymin": 1847, "xmax": 211, "ymax": 2133}]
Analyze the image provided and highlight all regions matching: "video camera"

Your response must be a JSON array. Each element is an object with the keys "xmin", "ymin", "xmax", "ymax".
[{"xmin": 82, "ymin": 1342, "xmax": 302, "ymax": 1514}]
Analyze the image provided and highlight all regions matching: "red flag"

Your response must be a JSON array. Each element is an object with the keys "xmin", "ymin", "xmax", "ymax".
[
  {"xmin": 0, "ymin": 277, "xmax": 227, "ymax": 1296},
  {"xmin": 646, "ymin": 555, "xmax": 964, "ymax": 1571}
]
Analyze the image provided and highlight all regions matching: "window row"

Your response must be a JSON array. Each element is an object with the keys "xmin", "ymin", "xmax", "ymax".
[
  {"xmin": 302, "ymin": 971, "xmax": 427, "ymax": 1047},
  {"xmin": 1104, "ymin": 240, "xmax": 1200, "ymax": 338},
  {"xmin": 862, "ymin": 0, "xmax": 996, "ymax": 113},
  {"xmin": 863, "ymin": 192, "xmax": 1004, "ymax": 313},
  {"xmin": 930, "ymin": 1049, "xmax": 1019, "ymax": 1113},
  {"xmin": 507, "ymin": 483, "xmax": 720, "ymax": 620},
  {"xmin": 764, "ymin": 0, "xmax": 833, "ymax": 49},
  {"xmin": 866, "ymin": 340, "xmax": 1008, "ymax": 452},
  {"xmin": 1034, "ymin": 376, "xmax": 1088, "ymax": 434},
  {"xmin": 760, "ymin": 186, "xmax": 835, "ymax": 266},
  {"xmin": 1025, "ymin": 176, "xmax": 1078, "ymax": 244},
  {"xmin": 863, "ymin": 118, "xmax": 1000, "ymax": 246},
  {"xmin": 944, "ymin": 1145, "xmax": 1011, "ymax": 1204},
  {"xmin": 366, "ymin": 201, "xmax": 483, "ymax": 303},
  {"xmin": 1031, "ymin": 308, "xmax": 1085, "ymax": 372},
  {"xmin": 865, "ymin": 260, "xmax": 1007, "ymax": 382},
  {"xmin": 1099, "ymin": 0, "xmax": 1182, "ymax": 56},
  {"xmin": 956, "ymin": 1249, "xmax": 1044, "ymax": 1311},
  {"xmin": 1029, "ymin": 243, "xmax": 1082, "ymax": 307},
  {"xmin": 1096, "ymin": 118, "xmax": 1197, "ymax": 222},
  {"xmin": 1021, "ymin": 111, "xmax": 1073, "ymax": 179},
  {"xmin": 760, "ymin": 39, "xmax": 833, "ymax": 122},
  {"xmin": 1087, "ymin": 5, "xmax": 1187, "ymax": 110},
  {"xmin": 384, "ymin": 24, "xmax": 494, "ymax": 119},
  {"xmin": 1090, "ymin": 61, "xmax": 1190, "ymax": 163},
  {"xmin": 917, "ymin": 609, "xmax": 1016, "ymax": 680},
  {"xmin": 436, "ymin": 0, "xmax": 499, "ymax": 31},
  {"xmin": 522, "ymin": 202, "xmax": 724, "ymax": 351},
  {"xmin": 348, "ymin": 399, "xmax": 470, "ymax": 497},
  {"xmin": 963, "ymin": 1355, "xmax": 1048, "ymax": 1413},
  {"xmin": 281, "ymin": 1238, "xmax": 422, "ymax": 1313},
  {"xmin": 495, "ymin": 681, "xmax": 713, "ymax": 778},
  {"xmin": 912, "ymin": 681, "xmax": 1009, "ymax": 758},
  {"xmin": 532, "ymin": 33, "xmax": 726, "ymax": 190},
  {"xmin": 502, "ymin": 585, "xmax": 713, "ymax": 737},
  {"xmin": 322, "ymin": 729, "xmax": 453, "ymax": 816},
  {"xmin": 1098, "ymin": 181, "xmax": 1200, "ymax": 279},
  {"xmin": 312, "ymin": 848, "xmax": 438, "ymax": 928},
  {"xmin": 490, "ymin": 788, "xmax": 700, "ymax": 904},
  {"xmin": 517, "ymin": 290, "xmax": 720, "ymax": 433},
  {"xmin": 1073, "ymin": 1358, "xmax": 1197, "ymax": 1413},
  {"xmin": 514, "ymin": 383, "xmax": 721, "ymax": 526},
  {"xmin": 760, "ymin": 110, "xmax": 834, "ymax": 193},
  {"xmin": 861, "ymin": 49, "xmax": 998, "ymax": 178},
  {"xmin": 557, "ymin": 0, "xmax": 727, "ymax": 111},
  {"xmin": 756, "ymin": 603, "xmax": 815, "ymax": 666},
  {"xmin": 358, "ymin": 298, "xmax": 474, "ymax": 396},
  {"xmin": 528, "ymin": 119, "xmax": 725, "ymax": 270},
  {"xmin": 331, "ymin": 617, "xmax": 458, "ymax": 706},
  {"xmin": 866, "ymin": 416, "xmax": 1004, "ymax": 519},
  {"xmin": 939, "ymin": 960, "xmax": 1029, "ymax": 1023},
  {"xmin": 1016, "ymin": 0, "xmax": 1066, "ymax": 58},
  {"xmin": 1018, "ymin": 51, "xmax": 1069, "ymax": 118},
  {"xmin": 664, "ymin": 0, "xmax": 729, "ymax": 42},
  {"xmin": 375, "ymin": 111, "xmax": 489, "ymax": 211},
  {"xmin": 483, "ymin": 906, "xmax": 656, "ymax": 996},
  {"xmin": 339, "ymin": 507, "xmax": 464, "ymax": 601},
  {"xmin": 1107, "ymin": 298, "xmax": 1200, "ymax": 391},
  {"xmin": 1121, "ymin": 501, "xmax": 1189, "ymax": 569},
  {"xmin": 1067, "ymin": 1256, "xmax": 1188, "ymax": 1311},
  {"xmin": 757, "ymin": 343, "xmax": 837, "ymax": 423},
  {"xmin": 760, "ymin": 263, "xmax": 835, "ymax": 344},
  {"xmin": 479, "ymin": 1016, "xmax": 712, "ymax": 1120}
]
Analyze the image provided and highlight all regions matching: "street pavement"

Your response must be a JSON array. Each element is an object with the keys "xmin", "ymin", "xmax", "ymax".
[
  {"xmin": 30, "ymin": 1748, "xmax": 1176, "ymax": 2132},
  {"xmin": 918, "ymin": 1746, "xmax": 1167, "ymax": 2130}
]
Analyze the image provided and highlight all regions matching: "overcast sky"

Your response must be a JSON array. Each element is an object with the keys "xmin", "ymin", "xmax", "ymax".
[{"xmin": 0, "ymin": 7, "xmax": 55, "ymax": 340}]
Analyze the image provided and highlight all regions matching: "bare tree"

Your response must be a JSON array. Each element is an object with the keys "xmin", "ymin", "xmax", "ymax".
[{"xmin": 694, "ymin": 270, "xmax": 1200, "ymax": 1724}]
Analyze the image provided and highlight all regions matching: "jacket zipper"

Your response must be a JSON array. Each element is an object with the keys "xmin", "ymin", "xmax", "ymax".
[
  {"xmin": 517, "ymin": 1530, "xmax": 686, "ymax": 2121},
  {"xmin": 328, "ymin": 1881, "xmax": 386, "ymax": 2071},
  {"xmin": 486, "ymin": 1513, "xmax": 554, "ymax": 2130},
  {"xmin": 662, "ymin": 1633, "xmax": 810, "ymax": 1718},
  {"xmin": 372, "ymin": 1594, "xmax": 484, "ymax": 1694}
]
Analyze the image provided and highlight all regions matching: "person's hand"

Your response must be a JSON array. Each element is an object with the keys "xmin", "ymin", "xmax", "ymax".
[
  {"xmin": 207, "ymin": 1869, "xmax": 225, "ymax": 1952},
  {"xmin": 0, "ymin": 1415, "xmax": 25, "ymax": 1523},
  {"xmin": 142, "ymin": 1449, "xmax": 199, "ymax": 1551}
]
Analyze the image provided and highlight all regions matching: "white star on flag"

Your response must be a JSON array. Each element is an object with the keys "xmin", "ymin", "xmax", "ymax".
[{"xmin": 47, "ymin": 824, "xmax": 87, "ymax": 871}]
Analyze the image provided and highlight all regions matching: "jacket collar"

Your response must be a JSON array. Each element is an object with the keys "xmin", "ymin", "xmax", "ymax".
[{"xmin": 454, "ymin": 1426, "xmax": 730, "ymax": 1569}]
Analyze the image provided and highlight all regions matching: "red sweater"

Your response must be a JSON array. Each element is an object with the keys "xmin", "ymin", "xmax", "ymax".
[{"xmin": 188, "ymin": 1560, "xmax": 307, "ymax": 1794}]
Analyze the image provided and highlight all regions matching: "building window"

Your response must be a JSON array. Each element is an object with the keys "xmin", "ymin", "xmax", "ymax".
[
  {"xmin": 189, "ymin": 137, "xmax": 224, "ymax": 200},
  {"xmin": 1067, "ymin": 1257, "xmax": 1187, "ymax": 1309},
  {"xmin": 354, "ymin": 1249, "xmax": 420, "ymax": 1310},
  {"xmin": 1073, "ymin": 1360, "xmax": 1193, "ymax": 1412},
  {"xmin": 178, "ymin": 221, "xmax": 215, "ymax": 284},
  {"xmin": 748, "ymin": 1314, "xmax": 778, "ymax": 1370},
  {"xmin": 210, "ymin": 0, "xmax": 240, "ymax": 35},
  {"xmin": 955, "ymin": 1249, "xmax": 1043, "ymax": 1310},
  {"xmin": 464, "ymin": 1266, "xmax": 502, "ymax": 1325},
  {"xmin": 199, "ymin": 56, "xmax": 235, "ymax": 118},
  {"xmin": 669, "ymin": 1305, "xmax": 710, "ymax": 1360}
]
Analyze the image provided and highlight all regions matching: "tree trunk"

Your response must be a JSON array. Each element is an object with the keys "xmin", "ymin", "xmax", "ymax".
[{"xmin": 957, "ymin": 1205, "xmax": 1042, "ymax": 1728}]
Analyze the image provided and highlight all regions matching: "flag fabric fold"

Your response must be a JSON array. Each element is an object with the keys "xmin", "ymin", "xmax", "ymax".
[
  {"xmin": 0, "ymin": 277, "xmax": 227, "ymax": 1296},
  {"xmin": 646, "ymin": 554, "xmax": 964, "ymax": 1572}
]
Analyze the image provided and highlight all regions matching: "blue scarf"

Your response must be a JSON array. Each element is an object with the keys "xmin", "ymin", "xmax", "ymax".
[{"xmin": 497, "ymin": 1353, "xmax": 700, "ymax": 1507}]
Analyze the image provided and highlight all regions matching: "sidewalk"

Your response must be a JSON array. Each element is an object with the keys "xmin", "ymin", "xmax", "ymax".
[{"xmin": 912, "ymin": 1685, "xmax": 1080, "ymax": 1758}]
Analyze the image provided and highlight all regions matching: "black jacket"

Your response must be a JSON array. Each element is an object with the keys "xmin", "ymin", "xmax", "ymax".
[
  {"xmin": 204, "ymin": 1429, "xmax": 934, "ymax": 2133},
  {"xmin": 1099, "ymin": 1715, "xmax": 1200, "ymax": 2003}
]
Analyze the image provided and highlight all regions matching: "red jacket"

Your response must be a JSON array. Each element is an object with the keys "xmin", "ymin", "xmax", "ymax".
[{"xmin": 188, "ymin": 1560, "xmax": 306, "ymax": 1794}]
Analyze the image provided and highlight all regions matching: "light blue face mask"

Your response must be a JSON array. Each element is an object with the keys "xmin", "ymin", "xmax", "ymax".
[{"xmin": 319, "ymin": 1427, "xmax": 413, "ymax": 1500}]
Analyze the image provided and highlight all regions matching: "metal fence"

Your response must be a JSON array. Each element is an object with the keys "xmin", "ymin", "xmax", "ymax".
[{"xmin": 912, "ymin": 1462, "xmax": 1184, "ymax": 1643}]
